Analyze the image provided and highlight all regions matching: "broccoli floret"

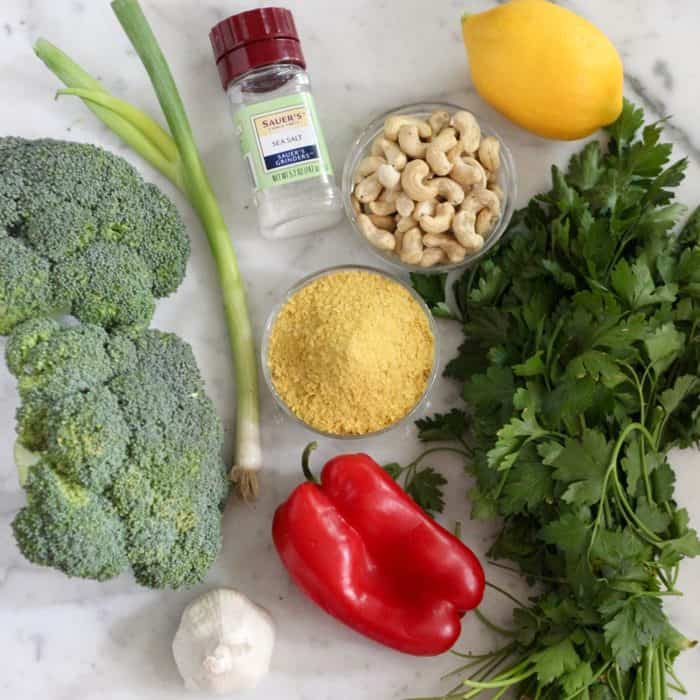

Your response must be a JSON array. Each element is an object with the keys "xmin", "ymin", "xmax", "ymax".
[
  {"xmin": 12, "ymin": 462, "xmax": 129, "ymax": 581},
  {"xmin": 44, "ymin": 386, "xmax": 129, "ymax": 492},
  {"xmin": 54, "ymin": 241, "xmax": 155, "ymax": 329},
  {"xmin": 0, "ymin": 137, "xmax": 189, "ymax": 333},
  {"xmin": 9, "ymin": 320, "xmax": 228, "ymax": 589},
  {"xmin": 24, "ymin": 199, "xmax": 97, "ymax": 262},
  {"xmin": 8, "ymin": 320, "xmax": 114, "ymax": 402},
  {"xmin": 4, "ymin": 316, "xmax": 59, "ymax": 376},
  {"xmin": 0, "ymin": 235, "xmax": 55, "ymax": 334}
]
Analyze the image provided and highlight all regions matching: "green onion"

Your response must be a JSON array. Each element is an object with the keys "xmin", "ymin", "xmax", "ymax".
[{"xmin": 35, "ymin": 0, "xmax": 262, "ymax": 499}]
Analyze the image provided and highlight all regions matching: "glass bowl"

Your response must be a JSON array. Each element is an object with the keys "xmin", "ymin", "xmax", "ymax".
[
  {"xmin": 261, "ymin": 264, "xmax": 439, "ymax": 439},
  {"xmin": 342, "ymin": 101, "xmax": 517, "ymax": 274}
]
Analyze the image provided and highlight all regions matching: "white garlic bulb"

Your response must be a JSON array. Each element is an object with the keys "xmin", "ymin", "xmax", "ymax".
[{"xmin": 172, "ymin": 588, "xmax": 275, "ymax": 694}]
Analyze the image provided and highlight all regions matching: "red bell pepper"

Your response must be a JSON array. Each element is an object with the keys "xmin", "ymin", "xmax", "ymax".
[{"xmin": 272, "ymin": 444, "xmax": 485, "ymax": 656}]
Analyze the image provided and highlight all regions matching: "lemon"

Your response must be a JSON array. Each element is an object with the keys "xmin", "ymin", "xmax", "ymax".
[{"xmin": 462, "ymin": 0, "xmax": 623, "ymax": 140}]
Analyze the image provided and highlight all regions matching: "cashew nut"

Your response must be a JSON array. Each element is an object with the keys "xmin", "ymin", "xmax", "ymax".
[
  {"xmin": 368, "ymin": 197, "xmax": 397, "ymax": 216},
  {"xmin": 353, "ymin": 155, "xmax": 385, "ymax": 183},
  {"xmin": 350, "ymin": 194, "xmax": 362, "ymax": 217},
  {"xmin": 426, "ymin": 127, "xmax": 458, "ymax": 176},
  {"xmin": 419, "ymin": 247, "xmax": 447, "ymax": 268},
  {"xmin": 478, "ymin": 136, "xmax": 500, "ymax": 173},
  {"xmin": 433, "ymin": 177, "xmax": 465, "ymax": 206},
  {"xmin": 450, "ymin": 156, "xmax": 487, "ymax": 190},
  {"xmin": 401, "ymin": 159, "xmax": 438, "ymax": 202},
  {"xmin": 452, "ymin": 111, "xmax": 481, "ymax": 153},
  {"xmin": 423, "ymin": 233, "xmax": 467, "ymax": 263},
  {"xmin": 395, "ymin": 192, "xmax": 415, "ymax": 218},
  {"xmin": 418, "ymin": 202, "xmax": 455, "ymax": 234},
  {"xmin": 384, "ymin": 115, "xmax": 432, "ymax": 141},
  {"xmin": 376, "ymin": 163, "xmax": 401, "ymax": 191},
  {"xmin": 428, "ymin": 109, "xmax": 451, "ymax": 135},
  {"xmin": 412, "ymin": 199, "xmax": 437, "ymax": 221},
  {"xmin": 488, "ymin": 183, "xmax": 505, "ymax": 202},
  {"xmin": 370, "ymin": 137, "xmax": 407, "ymax": 171},
  {"xmin": 396, "ymin": 215, "xmax": 415, "ymax": 233},
  {"xmin": 476, "ymin": 208, "xmax": 498, "ymax": 237},
  {"xmin": 461, "ymin": 188, "xmax": 501, "ymax": 217},
  {"xmin": 452, "ymin": 211, "xmax": 485, "ymax": 253},
  {"xmin": 368, "ymin": 213, "xmax": 396, "ymax": 230},
  {"xmin": 398, "ymin": 124, "xmax": 428, "ymax": 159},
  {"xmin": 357, "ymin": 214, "xmax": 396, "ymax": 251},
  {"xmin": 354, "ymin": 173, "xmax": 383, "ymax": 203},
  {"xmin": 399, "ymin": 227, "xmax": 423, "ymax": 265},
  {"xmin": 394, "ymin": 226, "xmax": 405, "ymax": 255}
]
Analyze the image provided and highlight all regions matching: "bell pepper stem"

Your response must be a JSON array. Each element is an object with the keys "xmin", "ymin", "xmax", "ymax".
[{"xmin": 301, "ymin": 442, "xmax": 319, "ymax": 484}]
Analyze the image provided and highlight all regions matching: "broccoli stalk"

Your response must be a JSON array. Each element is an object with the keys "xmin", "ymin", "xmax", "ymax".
[{"xmin": 35, "ymin": 0, "xmax": 262, "ymax": 499}]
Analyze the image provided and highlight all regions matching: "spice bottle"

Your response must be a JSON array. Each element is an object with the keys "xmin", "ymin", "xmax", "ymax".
[{"xmin": 210, "ymin": 8, "xmax": 343, "ymax": 240}]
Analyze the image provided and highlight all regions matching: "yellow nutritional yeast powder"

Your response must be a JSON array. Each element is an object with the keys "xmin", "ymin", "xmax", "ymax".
[{"xmin": 267, "ymin": 270, "xmax": 435, "ymax": 435}]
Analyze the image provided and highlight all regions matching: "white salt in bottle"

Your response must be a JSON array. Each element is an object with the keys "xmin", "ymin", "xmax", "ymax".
[{"xmin": 210, "ymin": 7, "xmax": 343, "ymax": 240}]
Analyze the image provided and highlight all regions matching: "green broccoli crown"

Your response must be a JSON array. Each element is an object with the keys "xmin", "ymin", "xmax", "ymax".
[
  {"xmin": 9, "ymin": 319, "xmax": 228, "ymax": 588},
  {"xmin": 0, "ymin": 137, "xmax": 189, "ymax": 333}
]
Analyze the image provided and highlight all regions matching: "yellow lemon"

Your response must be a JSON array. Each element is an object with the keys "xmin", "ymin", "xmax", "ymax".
[{"xmin": 462, "ymin": 0, "xmax": 623, "ymax": 140}]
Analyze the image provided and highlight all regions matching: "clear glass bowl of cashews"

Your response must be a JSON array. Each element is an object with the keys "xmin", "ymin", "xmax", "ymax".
[{"xmin": 342, "ymin": 102, "xmax": 517, "ymax": 272}]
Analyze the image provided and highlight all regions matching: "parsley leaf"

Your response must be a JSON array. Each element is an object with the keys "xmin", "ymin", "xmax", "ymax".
[
  {"xmin": 404, "ymin": 467, "xmax": 446, "ymax": 515},
  {"xmin": 501, "ymin": 448, "xmax": 553, "ymax": 515},
  {"xmin": 561, "ymin": 661, "xmax": 595, "ymax": 696},
  {"xmin": 415, "ymin": 409, "xmax": 468, "ymax": 442},
  {"xmin": 531, "ymin": 638, "xmax": 580, "ymax": 685},
  {"xmin": 410, "ymin": 272, "xmax": 454, "ymax": 319},
  {"xmin": 382, "ymin": 462, "xmax": 401, "ymax": 479},
  {"xmin": 603, "ymin": 596, "xmax": 666, "ymax": 671},
  {"xmin": 553, "ymin": 430, "xmax": 611, "ymax": 506},
  {"xmin": 611, "ymin": 258, "xmax": 678, "ymax": 309}
]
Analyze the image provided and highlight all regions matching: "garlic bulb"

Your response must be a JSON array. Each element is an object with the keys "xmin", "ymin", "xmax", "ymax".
[{"xmin": 172, "ymin": 588, "xmax": 275, "ymax": 694}]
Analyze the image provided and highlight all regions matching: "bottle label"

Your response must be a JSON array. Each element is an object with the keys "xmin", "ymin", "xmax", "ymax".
[{"xmin": 235, "ymin": 93, "xmax": 333, "ymax": 191}]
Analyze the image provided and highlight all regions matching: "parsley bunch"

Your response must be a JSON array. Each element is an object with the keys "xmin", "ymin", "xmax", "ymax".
[{"xmin": 414, "ymin": 101, "xmax": 700, "ymax": 699}]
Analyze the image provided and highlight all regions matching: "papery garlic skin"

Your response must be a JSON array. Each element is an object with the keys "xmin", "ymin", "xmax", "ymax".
[{"xmin": 173, "ymin": 588, "xmax": 275, "ymax": 693}]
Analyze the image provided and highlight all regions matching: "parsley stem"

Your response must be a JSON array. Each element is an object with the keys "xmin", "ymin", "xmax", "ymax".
[
  {"xmin": 664, "ymin": 658, "xmax": 686, "ymax": 694},
  {"xmin": 588, "ymin": 421, "xmax": 659, "ymax": 559},
  {"xmin": 474, "ymin": 649, "xmax": 514, "ymax": 683},
  {"xmin": 450, "ymin": 646, "xmax": 512, "ymax": 661},
  {"xmin": 611, "ymin": 469, "xmax": 663, "ymax": 544},
  {"xmin": 443, "ymin": 658, "xmax": 494, "ymax": 687},
  {"xmin": 474, "ymin": 609, "xmax": 517, "ymax": 637},
  {"xmin": 487, "ymin": 560, "xmax": 565, "ymax": 583},
  {"xmin": 643, "ymin": 645, "xmax": 653, "ymax": 695},
  {"xmin": 658, "ymin": 646, "xmax": 668, "ymax": 700},
  {"xmin": 406, "ymin": 446, "xmax": 472, "ymax": 469},
  {"xmin": 484, "ymin": 580, "xmax": 529, "ymax": 609},
  {"xmin": 463, "ymin": 667, "xmax": 536, "ymax": 690}
]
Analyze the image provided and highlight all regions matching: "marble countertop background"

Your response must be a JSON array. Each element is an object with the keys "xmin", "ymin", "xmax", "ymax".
[{"xmin": 1, "ymin": 1, "xmax": 699, "ymax": 698}]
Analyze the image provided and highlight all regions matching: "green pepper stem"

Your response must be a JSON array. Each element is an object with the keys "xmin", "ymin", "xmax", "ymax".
[{"xmin": 301, "ymin": 442, "xmax": 319, "ymax": 484}]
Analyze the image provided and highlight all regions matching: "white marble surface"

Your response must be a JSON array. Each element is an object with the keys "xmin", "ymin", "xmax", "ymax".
[{"xmin": 1, "ymin": 1, "xmax": 700, "ymax": 698}]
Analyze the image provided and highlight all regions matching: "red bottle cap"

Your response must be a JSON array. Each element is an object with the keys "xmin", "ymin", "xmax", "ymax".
[{"xmin": 210, "ymin": 7, "xmax": 306, "ymax": 90}]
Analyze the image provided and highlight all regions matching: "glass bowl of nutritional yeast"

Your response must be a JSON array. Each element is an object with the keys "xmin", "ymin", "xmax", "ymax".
[{"xmin": 261, "ymin": 265, "xmax": 439, "ymax": 438}]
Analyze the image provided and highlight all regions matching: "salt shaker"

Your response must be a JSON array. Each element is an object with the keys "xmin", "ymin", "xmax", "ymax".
[{"xmin": 210, "ymin": 7, "xmax": 343, "ymax": 240}]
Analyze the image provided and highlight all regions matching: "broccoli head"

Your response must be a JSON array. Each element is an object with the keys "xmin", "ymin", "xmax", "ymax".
[
  {"xmin": 0, "ymin": 137, "xmax": 189, "ymax": 333},
  {"xmin": 8, "ymin": 318, "xmax": 229, "ymax": 588}
]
